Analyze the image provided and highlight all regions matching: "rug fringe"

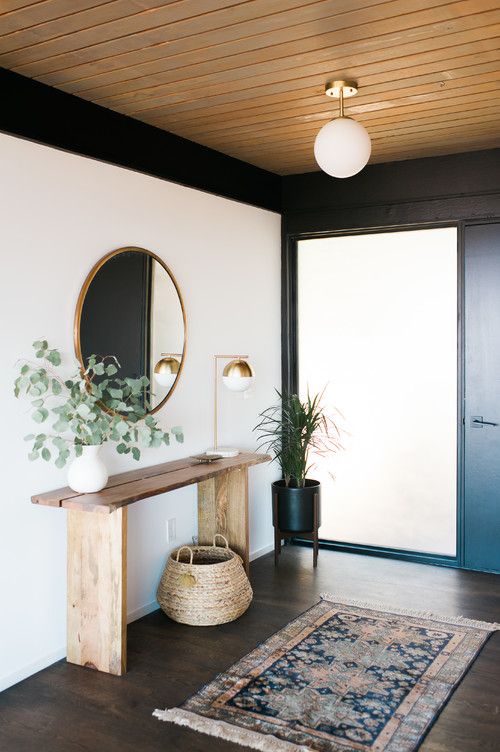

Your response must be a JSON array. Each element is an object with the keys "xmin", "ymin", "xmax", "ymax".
[
  {"xmin": 319, "ymin": 592, "xmax": 500, "ymax": 632},
  {"xmin": 153, "ymin": 708, "xmax": 310, "ymax": 751}
]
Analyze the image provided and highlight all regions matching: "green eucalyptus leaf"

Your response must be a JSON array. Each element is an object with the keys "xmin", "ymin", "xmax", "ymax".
[
  {"xmin": 42, "ymin": 448, "xmax": 51, "ymax": 461},
  {"xmin": 75, "ymin": 444, "xmax": 83, "ymax": 457},
  {"xmin": 116, "ymin": 443, "xmax": 127, "ymax": 454},
  {"xmin": 106, "ymin": 364, "xmax": 118, "ymax": 376},
  {"xmin": 131, "ymin": 447, "xmax": 140, "ymax": 461},
  {"xmin": 53, "ymin": 418, "xmax": 69, "ymax": 432},
  {"xmin": 93, "ymin": 363, "xmax": 105, "ymax": 376},
  {"xmin": 24, "ymin": 434, "xmax": 35, "ymax": 441},
  {"xmin": 115, "ymin": 421, "xmax": 128, "ymax": 437},
  {"xmin": 55, "ymin": 455, "xmax": 67, "ymax": 469},
  {"xmin": 32, "ymin": 408, "xmax": 48, "ymax": 423},
  {"xmin": 76, "ymin": 403, "xmax": 91, "ymax": 419},
  {"xmin": 47, "ymin": 349, "xmax": 61, "ymax": 366},
  {"xmin": 28, "ymin": 451, "xmax": 39, "ymax": 461},
  {"xmin": 52, "ymin": 379, "xmax": 62, "ymax": 395},
  {"xmin": 21, "ymin": 364, "xmax": 29, "ymax": 375}
]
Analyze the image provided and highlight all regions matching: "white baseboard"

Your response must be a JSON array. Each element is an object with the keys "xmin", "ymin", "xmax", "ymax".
[
  {"xmin": 127, "ymin": 600, "xmax": 159, "ymax": 623},
  {"xmin": 0, "ymin": 646, "xmax": 66, "ymax": 694},
  {"xmin": 0, "ymin": 601, "xmax": 160, "ymax": 694},
  {"xmin": 250, "ymin": 542, "xmax": 274, "ymax": 561}
]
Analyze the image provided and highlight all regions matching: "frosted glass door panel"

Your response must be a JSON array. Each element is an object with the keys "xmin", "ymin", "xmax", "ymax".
[{"xmin": 298, "ymin": 229, "xmax": 457, "ymax": 556}]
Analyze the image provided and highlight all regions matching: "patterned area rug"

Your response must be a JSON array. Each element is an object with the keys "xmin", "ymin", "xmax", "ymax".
[{"xmin": 154, "ymin": 594, "xmax": 499, "ymax": 752}]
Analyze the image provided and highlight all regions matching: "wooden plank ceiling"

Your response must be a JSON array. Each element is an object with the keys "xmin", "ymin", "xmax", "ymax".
[{"xmin": 0, "ymin": 0, "xmax": 499, "ymax": 175}]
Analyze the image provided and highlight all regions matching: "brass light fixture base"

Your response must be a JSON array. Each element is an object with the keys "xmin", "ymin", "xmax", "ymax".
[{"xmin": 325, "ymin": 80, "xmax": 358, "ymax": 99}]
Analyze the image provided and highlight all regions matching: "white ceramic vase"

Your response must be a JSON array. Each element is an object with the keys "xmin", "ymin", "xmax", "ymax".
[{"xmin": 67, "ymin": 444, "xmax": 109, "ymax": 493}]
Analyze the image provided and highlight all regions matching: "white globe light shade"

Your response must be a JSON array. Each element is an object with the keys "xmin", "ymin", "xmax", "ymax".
[
  {"xmin": 314, "ymin": 116, "xmax": 371, "ymax": 178},
  {"xmin": 222, "ymin": 375, "xmax": 253, "ymax": 392},
  {"xmin": 222, "ymin": 359, "xmax": 254, "ymax": 392},
  {"xmin": 154, "ymin": 355, "xmax": 180, "ymax": 389},
  {"xmin": 154, "ymin": 370, "xmax": 177, "ymax": 389}
]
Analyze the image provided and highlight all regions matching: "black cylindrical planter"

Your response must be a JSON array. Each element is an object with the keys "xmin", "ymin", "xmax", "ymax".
[{"xmin": 272, "ymin": 479, "xmax": 321, "ymax": 532}]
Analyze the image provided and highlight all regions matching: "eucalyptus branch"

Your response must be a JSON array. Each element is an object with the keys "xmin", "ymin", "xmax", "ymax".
[{"xmin": 15, "ymin": 340, "xmax": 184, "ymax": 468}]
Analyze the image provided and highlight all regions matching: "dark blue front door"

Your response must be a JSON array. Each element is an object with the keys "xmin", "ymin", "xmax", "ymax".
[{"xmin": 464, "ymin": 223, "xmax": 500, "ymax": 573}]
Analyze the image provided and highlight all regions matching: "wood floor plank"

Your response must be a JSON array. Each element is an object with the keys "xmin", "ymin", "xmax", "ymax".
[{"xmin": 0, "ymin": 547, "xmax": 499, "ymax": 751}]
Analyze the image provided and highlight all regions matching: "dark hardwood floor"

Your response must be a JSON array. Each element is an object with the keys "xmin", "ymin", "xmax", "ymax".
[{"xmin": 1, "ymin": 546, "xmax": 499, "ymax": 752}]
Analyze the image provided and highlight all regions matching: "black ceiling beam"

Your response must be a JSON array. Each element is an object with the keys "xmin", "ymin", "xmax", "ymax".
[
  {"xmin": 282, "ymin": 149, "xmax": 500, "ymax": 233},
  {"xmin": 0, "ymin": 67, "xmax": 281, "ymax": 213}
]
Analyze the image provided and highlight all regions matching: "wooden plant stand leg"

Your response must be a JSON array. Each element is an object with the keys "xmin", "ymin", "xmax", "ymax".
[
  {"xmin": 272, "ymin": 492, "xmax": 281, "ymax": 565},
  {"xmin": 198, "ymin": 467, "xmax": 249, "ymax": 573},
  {"xmin": 67, "ymin": 508, "xmax": 127, "ymax": 676},
  {"xmin": 313, "ymin": 493, "xmax": 319, "ymax": 568}
]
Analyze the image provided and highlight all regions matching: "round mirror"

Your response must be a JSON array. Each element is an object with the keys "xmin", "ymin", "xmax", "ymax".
[{"xmin": 75, "ymin": 247, "xmax": 186, "ymax": 413}]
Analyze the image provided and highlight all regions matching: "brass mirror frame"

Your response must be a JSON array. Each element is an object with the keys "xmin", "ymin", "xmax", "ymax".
[{"xmin": 74, "ymin": 246, "xmax": 187, "ymax": 415}]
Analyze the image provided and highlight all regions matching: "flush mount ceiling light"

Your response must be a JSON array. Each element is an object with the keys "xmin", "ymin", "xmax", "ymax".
[{"xmin": 314, "ymin": 80, "xmax": 371, "ymax": 178}]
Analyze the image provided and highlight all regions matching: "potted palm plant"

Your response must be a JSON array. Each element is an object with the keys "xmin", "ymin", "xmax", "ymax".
[{"xmin": 254, "ymin": 390, "xmax": 341, "ymax": 533}]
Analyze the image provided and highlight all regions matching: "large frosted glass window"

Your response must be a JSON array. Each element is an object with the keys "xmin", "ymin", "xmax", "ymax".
[{"xmin": 298, "ymin": 228, "xmax": 457, "ymax": 556}]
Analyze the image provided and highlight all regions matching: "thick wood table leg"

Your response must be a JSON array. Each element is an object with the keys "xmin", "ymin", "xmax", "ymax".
[
  {"xmin": 67, "ymin": 508, "xmax": 127, "ymax": 675},
  {"xmin": 198, "ymin": 468, "xmax": 249, "ymax": 573}
]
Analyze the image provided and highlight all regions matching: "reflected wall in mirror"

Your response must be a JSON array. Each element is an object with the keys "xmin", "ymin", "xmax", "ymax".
[{"xmin": 75, "ymin": 247, "xmax": 186, "ymax": 413}]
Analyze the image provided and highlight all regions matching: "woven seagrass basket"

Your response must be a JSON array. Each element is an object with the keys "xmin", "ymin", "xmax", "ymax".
[{"xmin": 156, "ymin": 534, "xmax": 253, "ymax": 626}]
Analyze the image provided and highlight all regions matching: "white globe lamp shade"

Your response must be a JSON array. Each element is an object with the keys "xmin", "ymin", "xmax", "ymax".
[
  {"xmin": 314, "ymin": 116, "xmax": 371, "ymax": 178},
  {"xmin": 222, "ymin": 359, "xmax": 254, "ymax": 392},
  {"xmin": 154, "ymin": 356, "xmax": 180, "ymax": 389},
  {"xmin": 154, "ymin": 371, "xmax": 177, "ymax": 389}
]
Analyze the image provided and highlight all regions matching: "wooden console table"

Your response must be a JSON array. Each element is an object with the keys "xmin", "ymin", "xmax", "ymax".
[{"xmin": 32, "ymin": 452, "xmax": 269, "ymax": 676}]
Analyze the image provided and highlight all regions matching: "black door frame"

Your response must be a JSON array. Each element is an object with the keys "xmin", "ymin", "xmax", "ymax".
[{"xmin": 282, "ymin": 219, "xmax": 493, "ymax": 570}]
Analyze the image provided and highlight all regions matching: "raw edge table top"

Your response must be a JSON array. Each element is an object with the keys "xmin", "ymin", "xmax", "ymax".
[{"xmin": 31, "ymin": 452, "xmax": 271, "ymax": 514}]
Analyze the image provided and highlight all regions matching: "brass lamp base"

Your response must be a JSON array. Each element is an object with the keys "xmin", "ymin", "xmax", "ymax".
[{"xmin": 206, "ymin": 447, "xmax": 240, "ymax": 458}]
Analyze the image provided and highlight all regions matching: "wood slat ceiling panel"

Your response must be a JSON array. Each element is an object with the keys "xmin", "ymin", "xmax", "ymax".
[{"xmin": 1, "ymin": 0, "xmax": 498, "ymax": 175}]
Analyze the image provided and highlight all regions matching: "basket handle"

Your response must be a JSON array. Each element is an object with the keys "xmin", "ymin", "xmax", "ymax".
[
  {"xmin": 175, "ymin": 545, "xmax": 194, "ymax": 564},
  {"xmin": 213, "ymin": 533, "xmax": 229, "ymax": 549}
]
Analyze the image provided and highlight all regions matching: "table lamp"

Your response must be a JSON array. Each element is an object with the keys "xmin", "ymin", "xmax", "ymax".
[{"xmin": 206, "ymin": 354, "xmax": 254, "ymax": 457}]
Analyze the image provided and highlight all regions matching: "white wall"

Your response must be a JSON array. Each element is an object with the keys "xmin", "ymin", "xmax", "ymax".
[
  {"xmin": 0, "ymin": 133, "xmax": 281, "ymax": 691},
  {"xmin": 298, "ymin": 229, "xmax": 457, "ymax": 556}
]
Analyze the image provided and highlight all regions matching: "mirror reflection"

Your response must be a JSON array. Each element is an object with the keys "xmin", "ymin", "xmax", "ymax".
[{"xmin": 77, "ymin": 248, "xmax": 185, "ymax": 412}]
